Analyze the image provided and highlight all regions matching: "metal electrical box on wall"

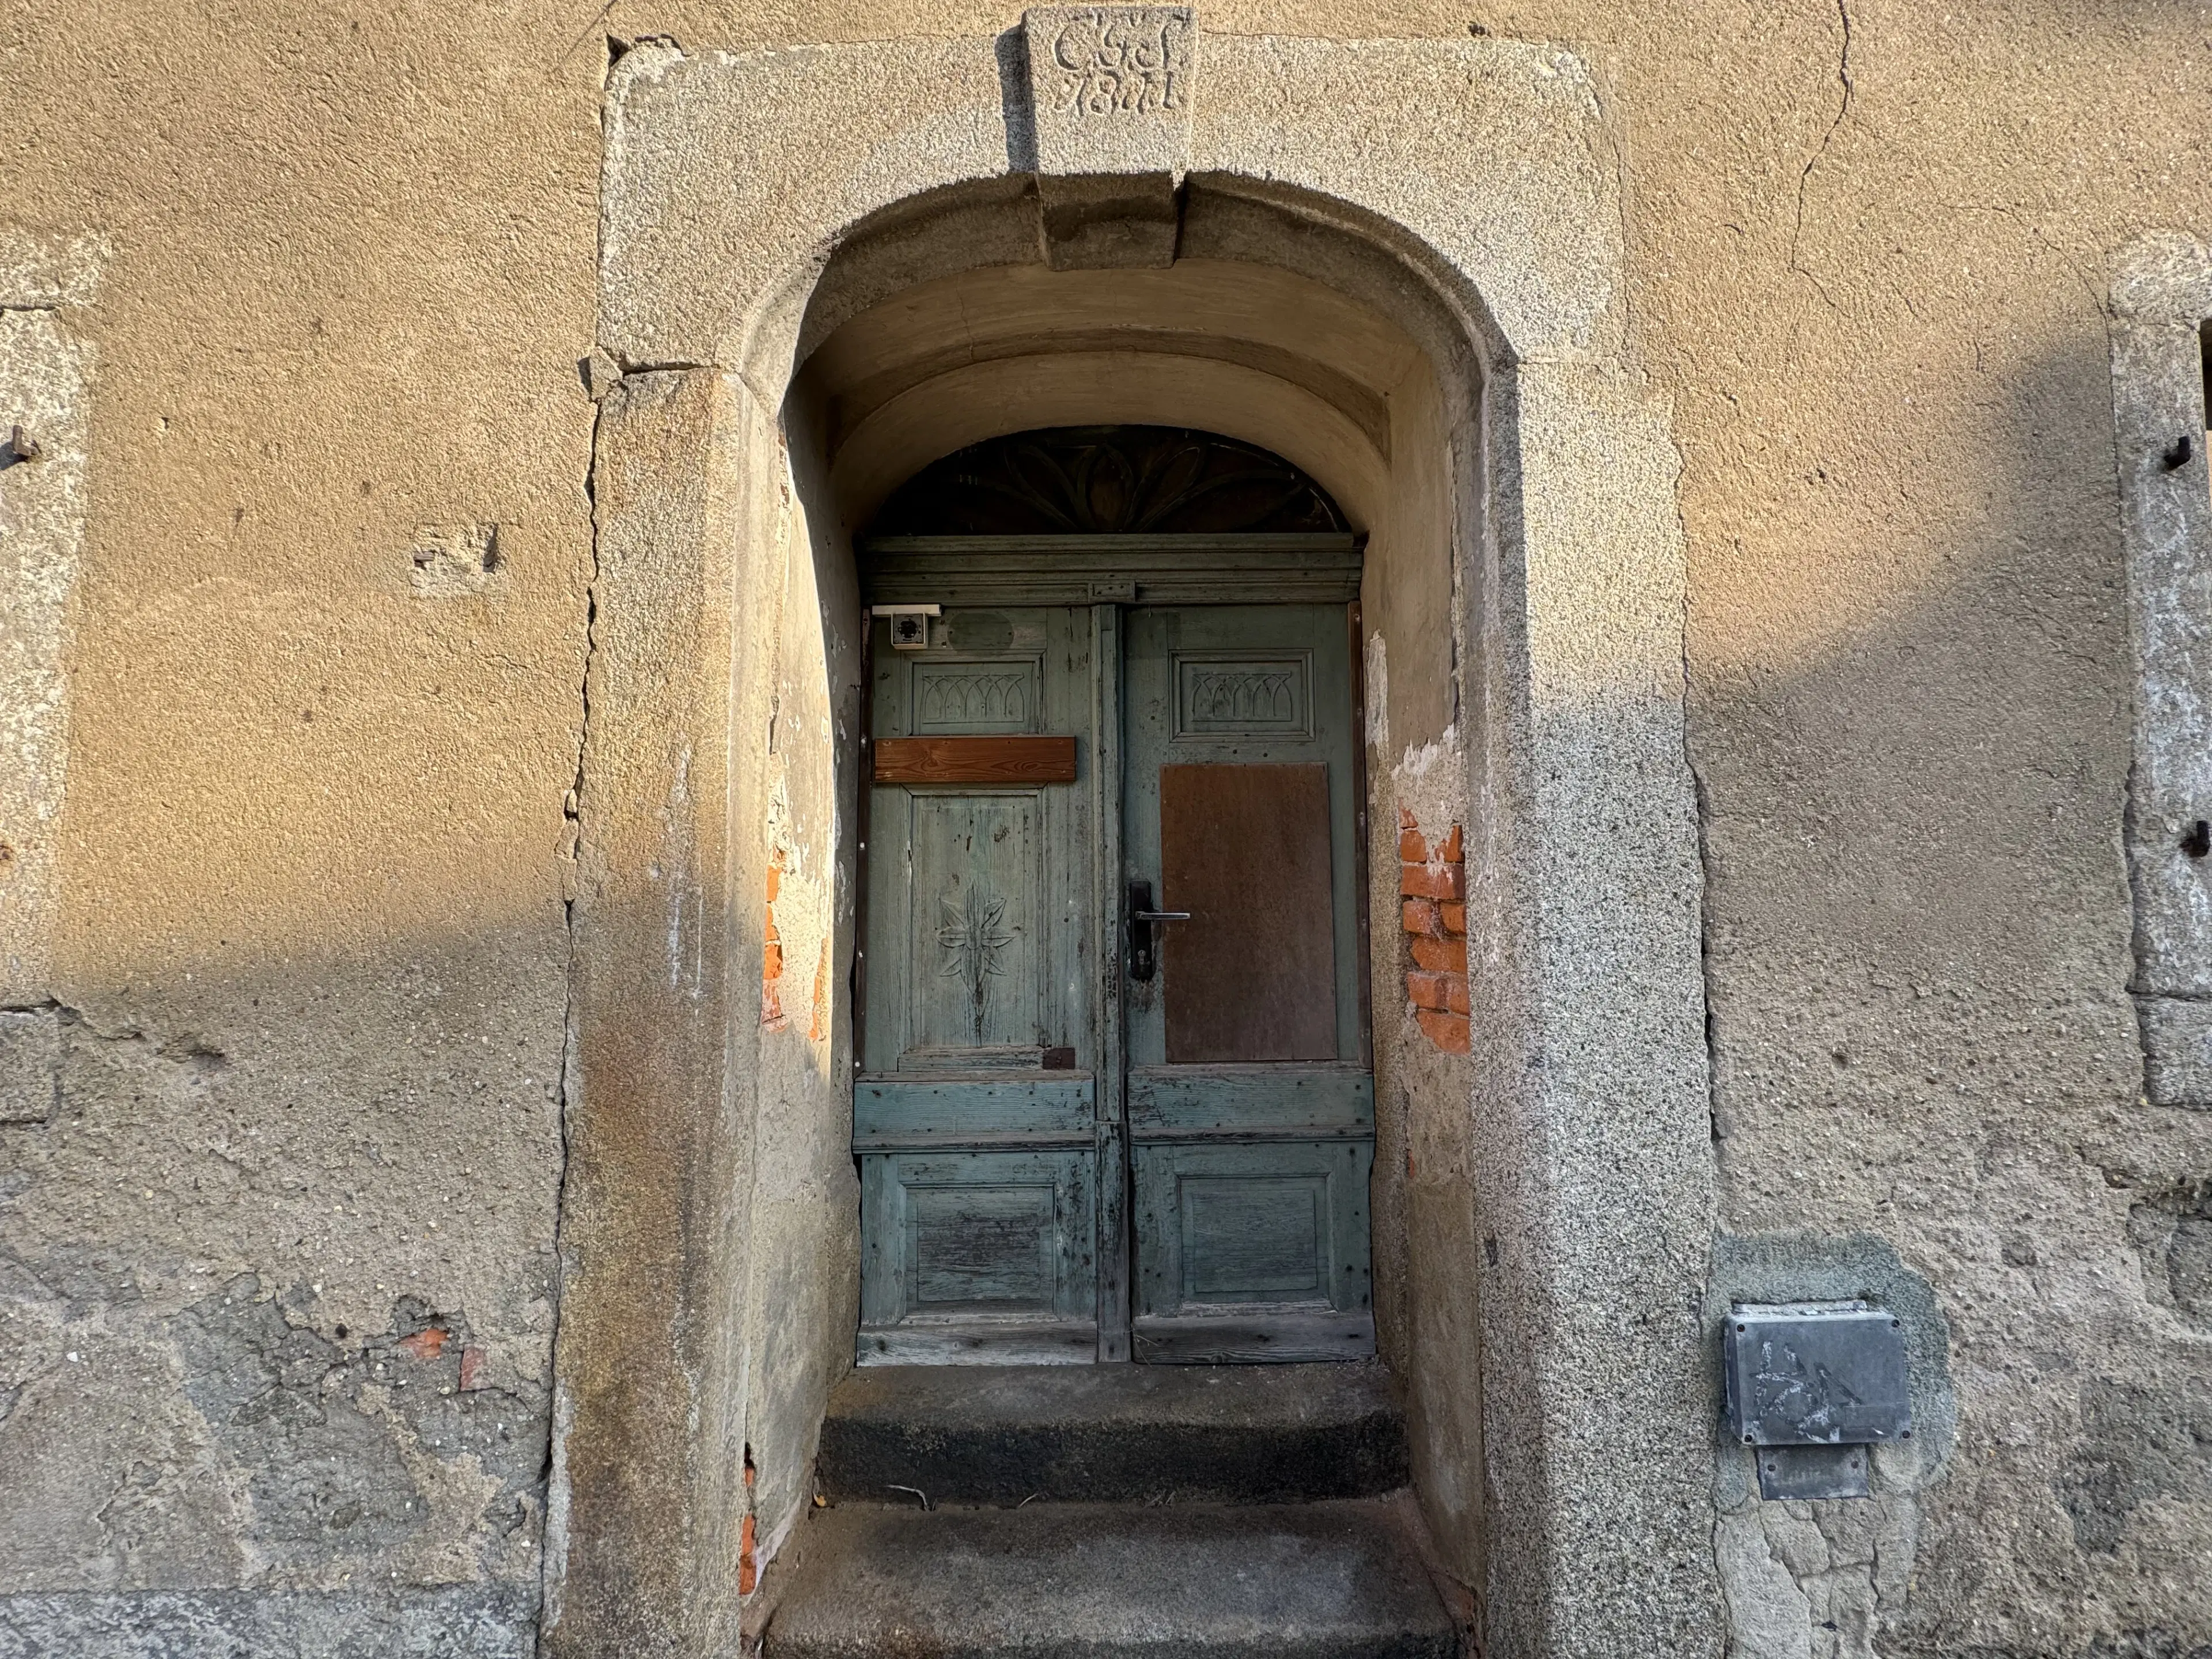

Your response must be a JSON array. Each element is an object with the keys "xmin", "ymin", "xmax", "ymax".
[{"xmin": 1722, "ymin": 1302, "xmax": 1912, "ymax": 1500}]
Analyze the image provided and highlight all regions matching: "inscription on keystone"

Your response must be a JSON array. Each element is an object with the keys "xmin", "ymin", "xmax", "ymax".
[
  {"xmin": 1023, "ymin": 6, "xmax": 1197, "ymax": 177},
  {"xmin": 1047, "ymin": 8, "xmax": 1191, "ymax": 117}
]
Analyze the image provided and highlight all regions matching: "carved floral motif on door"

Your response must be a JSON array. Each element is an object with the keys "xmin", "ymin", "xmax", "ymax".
[{"xmin": 936, "ymin": 887, "xmax": 1015, "ymax": 1041}]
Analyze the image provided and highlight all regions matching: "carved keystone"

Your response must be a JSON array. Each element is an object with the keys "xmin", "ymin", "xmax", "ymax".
[{"xmin": 1022, "ymin": 6, "xmax": 1196, "ymax": 270}]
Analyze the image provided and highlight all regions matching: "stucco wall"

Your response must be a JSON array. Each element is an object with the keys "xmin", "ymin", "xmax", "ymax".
[{"xmin": 1, "ymin": 2, "xmax": 2208, "ymax": 1656}]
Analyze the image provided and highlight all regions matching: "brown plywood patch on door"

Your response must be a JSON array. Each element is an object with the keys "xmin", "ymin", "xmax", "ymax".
[
  {"xmin": 874, "ymin": 735, "xmax": 1078, "ymax": 784},
  {"xmin": 1160, "ymin": 763, "xmax": 1336, "ymax": 1062}
]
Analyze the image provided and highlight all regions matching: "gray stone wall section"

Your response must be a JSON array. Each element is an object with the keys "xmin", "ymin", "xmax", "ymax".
[
  {"xmin": 2112, "ymin": 232, "xmax": 2212, "ymax": 1107},
  {"xmin": 1706, "ymin": 1233, "xmax": 1957, "ymax": 1659},
  {"xmin": 0, "ymin": 1585, "xmax": 537, "ymax": 1658},
  {"xmin": 593, "ymin": 23, "xmax": 1719, "ymax": 1659}
]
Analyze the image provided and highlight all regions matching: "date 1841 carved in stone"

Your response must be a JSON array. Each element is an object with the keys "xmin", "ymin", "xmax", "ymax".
[
  {"xmin": 1022, "ymin": 6, "xmax": 1197, "ymax": 193},
  {"xmin": 1048, "ymin": 8, "xmax": 1191, "ymax": 117},
  {"xmin": 1021, "ymin": 6, "xmax": 1197, "ymax": 268}
]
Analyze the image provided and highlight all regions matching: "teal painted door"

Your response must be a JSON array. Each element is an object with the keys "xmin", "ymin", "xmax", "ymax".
[
  {"xmin": 1122, "ymin": 605, "xmax": 1375, "ymax": 1362},
  {"xmin": 856, "ymin": 606, "xmax": 1107, "ymax": 1363},
  {"xmin": 855, "ymin": 599, "xmax": 1372, "ymax": 1364}
]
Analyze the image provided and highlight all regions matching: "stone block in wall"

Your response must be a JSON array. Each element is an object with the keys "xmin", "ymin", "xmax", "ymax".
[
  {"xmin": 0, "ymin": 289, "xmax": 94, "ymax": 1007},
  {"xmin": 1023, "ymin": 7, "xmax": 1194, "ymax": 175},
  {"xmin": 2138, "ymin": 994, "xmax": 2212, "ymax": 1109},
  {"xmin": 2112, "ymin": 236, "xmax": 2212, "ymax": 997},
  {"xmin": 0, "ymin": 1006, "xmax": 60, "ymax": 1124},
  {"xmin": 1023, "ymin": 7, "xmax": 1195, "ymax": 268}
]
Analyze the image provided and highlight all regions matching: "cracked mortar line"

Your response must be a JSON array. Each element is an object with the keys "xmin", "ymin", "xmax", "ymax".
[
  {"xmin": 540, "ymin": 353, "xmax": 607, "ymax": 1629},
  {"xmin": 1789, "ymin": 0, "xmax": 1855, "ymax": 304}
]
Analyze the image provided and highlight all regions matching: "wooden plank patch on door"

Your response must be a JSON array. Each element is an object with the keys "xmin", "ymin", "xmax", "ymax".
[
  {"xmin": 874, "ymin": 735, "xmax": 1078, "ymax": 784},
  {"xmin": 1159, "ymin": 763, "xmax": 1336, "ymax": 1063}
]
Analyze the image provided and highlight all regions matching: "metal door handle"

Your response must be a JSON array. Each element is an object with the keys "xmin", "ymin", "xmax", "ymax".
[{"xmin": 1127, "ymin": 881, "xmax": 1187, "ymax": 982}]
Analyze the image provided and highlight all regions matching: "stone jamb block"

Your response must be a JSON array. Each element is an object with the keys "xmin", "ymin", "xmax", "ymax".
[
  {"xmin": 0, "ymin": 236, "xmax": 97, "ymax": 1007},
  {"xmin": 2111, "ymin": 234, "xmax": 2212, "ymax": 1100},
  {"xmin": 2139, "ymin": 993, "xmax": 2212, "ymax": 1109}
]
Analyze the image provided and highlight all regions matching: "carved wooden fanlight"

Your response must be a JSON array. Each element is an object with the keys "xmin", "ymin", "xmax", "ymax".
[{"xmin": 869, "ymin": 425, "xmax": 1349, "ymax": 537}]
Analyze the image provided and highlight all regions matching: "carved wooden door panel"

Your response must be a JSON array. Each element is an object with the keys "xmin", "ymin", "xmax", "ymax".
[
  {"xmin": 1121, "ymin": 604, "xmax": 1376, "ymax": 1362},
  {"xmin": 855, "ymin": 607, "xmax": 1101, "ymax": 1362}
]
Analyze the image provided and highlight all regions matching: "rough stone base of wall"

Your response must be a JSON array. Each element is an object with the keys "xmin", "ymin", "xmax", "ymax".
[{"xmin": 0, "ymin": 1584, "xmax": 536, "ymax": 1658}]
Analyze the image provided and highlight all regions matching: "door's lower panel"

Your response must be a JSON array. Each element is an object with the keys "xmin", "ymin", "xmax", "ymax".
[
  {"xmin": 1132, "ymin": 1310, "xmax": 1375, "ymax": 1364},
  {"xmin": 1130, "ymin": 1137, "xmax": 1374, "ymax": 1363},
  {"xmin": 858, "ymin": 1146, "xmax": 1099, "ymax": 1365}
]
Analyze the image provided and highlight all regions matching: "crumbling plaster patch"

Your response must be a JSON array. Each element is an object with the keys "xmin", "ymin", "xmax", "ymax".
[
  {"xmin": 2, "ymin": 9, "xmax": 600, "ymax": 1652},
  {"xmin": 0, "ymin": 1013, "xmax": 561, "ymax": 1606}
]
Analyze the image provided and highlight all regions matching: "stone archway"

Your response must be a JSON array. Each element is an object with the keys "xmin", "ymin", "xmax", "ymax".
[{"xmin": 549, "ymin": 18, "xmax": 1717, "ymax": 1659}]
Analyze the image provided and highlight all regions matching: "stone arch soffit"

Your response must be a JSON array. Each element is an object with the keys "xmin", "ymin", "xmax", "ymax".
[
  {"xmin": 748, "ymin": 176, "xmax": 1506, "ymax": 454},
  {"xmin": 776, "ymin": 191, "xmax": 1500, "ymax": 532}
]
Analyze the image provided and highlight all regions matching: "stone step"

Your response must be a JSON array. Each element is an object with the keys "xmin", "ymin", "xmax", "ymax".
[
  {"xmin": 816, "ymin": 1361, "xmax": 1408, "ymax": 1506},
  {"xmin": 765, "ymin": 1498, "xmax": 1457, "ymax": 1659}
]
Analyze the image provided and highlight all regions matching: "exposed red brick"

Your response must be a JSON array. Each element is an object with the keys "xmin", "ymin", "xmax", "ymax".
[
  {"xmin": 1445, "ymin": 976, "xmax": 1470, "ymax": 1015},
  {"xmin": 1407, "ymin": 971, "xmax": 1456, "ymax": 1012},
  {"xmin": 1401, "ymin": 861, "xmax": 1466, "ymax": 901},
  {"xmin": 1415, "ymin": 1009, "xmax": 1472, "ymax": 1053},
  {"xmin": 1402, "ymin": 898, "xmax": 1444, "ymax": 937},
  {"xmin": 738, "ymin": 1513, "xmax": 758, "ymax": 1596},
  {"xmin": 762, "ymin": 853, "xmax": 789, "ymax": 1029},
  {"xmin": 459, "ymin": 1344, "xmax": 487, "ymax": 1392},
  {"xmin": 1410, "ymin": 936, "xmax": 1467, "ymax": 974},
  {"xmin": 1440, "ymin": 902, "xmax": 1467, "ymax": 934},
  {"xmin": 1434, "ymin": 825, "xmax": 1463, "ymax": 863},
  {"xmin": 1398, "ymin": 825, "xmax": 1428, "ymax": 861},
  {"xmin": 397, "ymin": 1327, "xmax": 449, "ymax": 1361},
  {"xmin": 807, "ymin": 939, "xmax": 831, "ymax": 1042}
]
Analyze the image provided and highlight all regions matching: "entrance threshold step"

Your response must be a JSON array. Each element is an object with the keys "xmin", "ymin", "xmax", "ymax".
[
  {"xmin": 816, "ymin": 1361, "xmax": 1407, "ymax": 1506},
  {"xmin": 766, "ymin": 1498, "xmax": 1456, "ymax": 1659}
]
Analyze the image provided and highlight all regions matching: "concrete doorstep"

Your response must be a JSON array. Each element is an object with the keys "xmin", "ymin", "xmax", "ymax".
[
  {"xmin": 764, "ymin": 1498, "xmax": 1457, "ymax": 1659},
  {"xmin": 815, "ymin": 1361, "xmax": 1410, "ymax": 1506},
  {"xmin": 772, "ymin": 1364, "xmax": 1456, "ymax": 1658}
]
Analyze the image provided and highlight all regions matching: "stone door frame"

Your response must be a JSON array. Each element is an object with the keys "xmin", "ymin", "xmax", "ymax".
[{"xmin": 549, "ymin": 19, "xmax": 1721, "ymax": 1659}]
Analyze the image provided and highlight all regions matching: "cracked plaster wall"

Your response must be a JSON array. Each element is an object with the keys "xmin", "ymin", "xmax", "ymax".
[
  {"xmin": 2, "ymin": 4, "xmax": 595, "ymax": 1649},
  {"xmin": 0, "ymin": 2, "xmax": 2209, "ymax": 1657}
]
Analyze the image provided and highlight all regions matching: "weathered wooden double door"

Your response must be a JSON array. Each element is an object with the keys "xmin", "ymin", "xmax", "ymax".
[{"xmin": 854, "ymin": 537, "xmax": 1374, "ymax": 1365}]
